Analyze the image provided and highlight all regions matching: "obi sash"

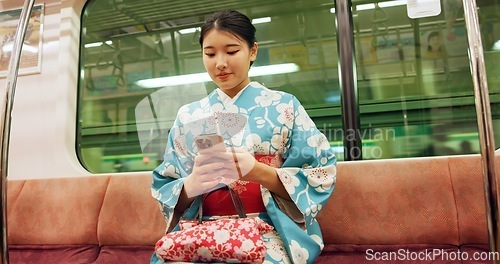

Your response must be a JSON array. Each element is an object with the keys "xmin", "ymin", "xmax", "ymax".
[{"xmin": 202, "ymin": 154, "xmax": 283, "ymax": 216}]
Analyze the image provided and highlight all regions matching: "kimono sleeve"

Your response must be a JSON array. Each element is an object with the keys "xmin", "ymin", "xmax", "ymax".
[
  {"xmin": 275, "ymin": 95, "xmax": 337, "ymax": 226},
  {"xmin": 151, "ymin": 112, "xmax": 193, "ymax": 230}
]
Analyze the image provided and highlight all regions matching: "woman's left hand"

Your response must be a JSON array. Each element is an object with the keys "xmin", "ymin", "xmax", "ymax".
[
  {"xmin": 209, "ymin": 147, "xmax": 256, "ymax": 184},
  {"xmin": 230, "ymin": 147, "xmax": 257, "ymax": 180},
  {"xmin": 213, "ymin": 147, "xmax": 288, "ymax": 199}
]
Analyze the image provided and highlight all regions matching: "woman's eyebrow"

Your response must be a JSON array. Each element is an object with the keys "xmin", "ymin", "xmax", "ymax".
[
  {"xmin": 225, "ymin": 44, "xmax": 241, "ymax": 48},
  {"xmin": 203, "ymin": 44, "xmax": 241, "ymax": 50}
]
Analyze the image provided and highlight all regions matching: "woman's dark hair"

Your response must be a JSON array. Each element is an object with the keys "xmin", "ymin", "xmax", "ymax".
[{"xmin": 199, "ymin": 10, "xmax": 256, "ymax": 49}]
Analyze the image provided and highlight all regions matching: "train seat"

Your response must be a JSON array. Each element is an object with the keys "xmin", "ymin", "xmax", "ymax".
[
  {"xmin": 316, "ymin": 154, "xmax": 490, "ymax": 263},
  {"xmin": 6, "ymin": 154, "xmax": 493, "ymax": 263}
]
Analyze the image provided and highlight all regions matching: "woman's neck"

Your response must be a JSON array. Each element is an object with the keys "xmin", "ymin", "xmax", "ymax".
[{"xmin": 220, "ymin": 80, "xmax": 251, "ymax": 98}]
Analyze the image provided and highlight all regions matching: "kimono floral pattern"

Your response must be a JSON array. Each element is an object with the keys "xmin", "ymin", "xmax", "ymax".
[{"xmin": 151, "ymin": 82, "xmax": 336, "ymax": 264}]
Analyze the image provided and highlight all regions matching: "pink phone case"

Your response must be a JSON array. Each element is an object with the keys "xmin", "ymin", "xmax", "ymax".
[{"xmin": 195, "ymin": 134, "xmax": 226, "ymax": 152}]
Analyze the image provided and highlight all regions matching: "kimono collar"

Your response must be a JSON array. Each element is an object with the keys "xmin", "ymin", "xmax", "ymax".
[{"xmin": 215, "ymin": 83, "xmax": 251, "ymax": 108}]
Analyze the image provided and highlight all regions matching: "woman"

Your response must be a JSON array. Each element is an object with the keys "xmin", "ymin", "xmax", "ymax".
[{"xmin": 151, "ymin": 10, "xmax": 336, "ymax": 264}]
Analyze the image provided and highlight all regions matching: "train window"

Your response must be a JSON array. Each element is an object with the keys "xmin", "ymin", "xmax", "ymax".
[
  {"xmin": 78, "ymin": 0, "xmax": 341, "ymax": 173},
  {"xmin": 352, "ymin": 0, "xmax": 485, "ymax": 159},
  {"xmin": 77, "ymin": 0, "xmax": 499, "ymax": 173}
]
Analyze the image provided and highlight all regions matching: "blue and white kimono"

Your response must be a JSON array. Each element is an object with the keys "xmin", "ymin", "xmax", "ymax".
[{"xmin": 151, "ymin": 82, "xmax": 336, "ymax": 264}]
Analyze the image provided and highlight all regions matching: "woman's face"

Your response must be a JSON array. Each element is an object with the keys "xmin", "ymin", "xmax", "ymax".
[{"xmin": 202, "ymin": 29, "xmax": 257, "ymax": 97}]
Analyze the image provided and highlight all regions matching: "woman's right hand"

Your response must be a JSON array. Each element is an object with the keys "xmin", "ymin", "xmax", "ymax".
[{"xmin": 183, "ymin": 153, "xmax": 230, "ymax": 198}]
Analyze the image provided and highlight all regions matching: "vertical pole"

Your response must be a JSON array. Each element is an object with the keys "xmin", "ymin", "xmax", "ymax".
[
  {"xmin": 335, "ymin": 0, "xmax": 362, "ymax": 161},
  {"xmin": 170, "ymin": 31, "xmax": 180, "ymax": 75},
  {"xmin": 0, "ymin": 0, "xmax": 36, "ymax": 263},
  {"xmin": 462, "ymin": 0, "xmax": 500, "ymax": 259}
]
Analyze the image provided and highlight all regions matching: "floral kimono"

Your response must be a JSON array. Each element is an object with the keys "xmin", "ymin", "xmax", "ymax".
[{"xmin": 151, "ymin": 82, "xmax": 337, "ymax": 264}]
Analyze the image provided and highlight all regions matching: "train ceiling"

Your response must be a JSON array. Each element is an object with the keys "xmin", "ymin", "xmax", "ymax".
[
  {"xmin": 81, "ymin": 0, "xmax": 500, "ymax": 72},
  {"xmin": 84, "ymin": 0, "xmax": 499, "ymax": 43},
  {"xmin": 82, "ymin": 0, "xmax": 340, "ymax": 68},
  {"xmin": 84, "ymin": 0, "xmax": 335, "ymax": 39}
]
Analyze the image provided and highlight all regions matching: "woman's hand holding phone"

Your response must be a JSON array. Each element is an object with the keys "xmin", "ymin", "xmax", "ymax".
[
  {"xmin": 201, "ymin": 147, "xmax": 257, "ymax": 184},
  {"xmin": 183, "ymin": 134, "xmax": 258, "ymax": 197},
  {"xmin": 183, "ymin": 134, "xmax": 234, "ymax": 197},
  {"xmin": 183, "ymin": 153, "xmax": 229, "ymax": 198}
]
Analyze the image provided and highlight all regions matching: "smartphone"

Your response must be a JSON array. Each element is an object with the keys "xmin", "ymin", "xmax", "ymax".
[{"xmin": 195, "ymin": 133, "xmax": 226, "ymax": 152}]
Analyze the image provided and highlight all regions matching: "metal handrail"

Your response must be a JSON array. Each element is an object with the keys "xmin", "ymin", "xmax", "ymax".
[
  {"xmin": 0, "ymin": 0, "xmax": 36, "ymax": 263},
  {"xmin": 462, "ymin": 0, "xmax": 500, "ymax": 261}
]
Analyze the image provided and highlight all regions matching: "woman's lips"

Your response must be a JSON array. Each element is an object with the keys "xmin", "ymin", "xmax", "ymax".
[{"xmin": 218, "ymin": 73, "xmax": 230, "ymax": 80}]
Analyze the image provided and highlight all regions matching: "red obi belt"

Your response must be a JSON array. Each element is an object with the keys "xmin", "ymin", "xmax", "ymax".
[{"xmin": 202, "ymin": 154, "xmax": 283, "ymax": 216}]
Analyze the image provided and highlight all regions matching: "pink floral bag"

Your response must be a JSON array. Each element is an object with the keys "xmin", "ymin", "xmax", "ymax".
[{"xmin": 155, "ymin": 187, "xmax": 274, "ymax": 263}]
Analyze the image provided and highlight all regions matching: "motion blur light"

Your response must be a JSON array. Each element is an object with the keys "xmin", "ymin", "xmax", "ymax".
[
  {"xmin": 178, "ymin": 27, "xmax": 200, "ymax": 34},
  {"xmin": 84, "ymin": 40, "xmax": 113, "ymax": 48},
  {"xmin": 354, "ymin": 0, "xmax": 406, "ymax": 11},
  {"xmin": 330, "ymin": 0, "xmax": 405, "ymax": 13},
  {"xmin": 136, "ymin": 63, "xmax": 300, "ymax": 88},
  {"xmin": 492, "ymin": 40, "xmax": 500, "ymax": 50},
  {"xmin": 252, "ymin": 17, "xmax": 271, "ymax": 24}
]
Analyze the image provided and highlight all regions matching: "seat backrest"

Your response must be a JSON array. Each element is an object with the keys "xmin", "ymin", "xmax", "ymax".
[
  {"xmin": 318, "ymin": 156, "xmax": 462, "ymax": 245},
  {"xmin": 8, "ymin": 176, "xmax": 110, "ymax": 244}
]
